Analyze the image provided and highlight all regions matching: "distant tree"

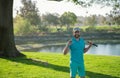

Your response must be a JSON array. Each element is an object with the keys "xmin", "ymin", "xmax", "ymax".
[
  {"xmin": 0, "ymin": 0, "xmax": 24, "ymax": 57},
  {"xmin": 60, "ymin": 12, "xmax": 77, "ymax": 30},
  {"xmin": 41, "ymin": 13, "xmax": 60, "ymax": 31},
  {"xmin": 75, "ymin": 16, "xmax": 84, "ymax": 26},
  {"xmin": 19, "ymin": 0, "xmax": 41, "ymax": 26},
  {"xmin": 41, "ymin": 13, "xmax": 59, "ymax": 26},
  {"xmin": 98, "ymin": 15, "xmax": 107, "ymax": 25},
  {"xmin": 85, "ymin": 15, "xmax": 97, "ymax": 26}
]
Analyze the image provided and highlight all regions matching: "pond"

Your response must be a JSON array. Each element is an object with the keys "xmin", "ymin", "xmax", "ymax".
[{"xmin": 38, "ymin": 44, "xmax": 120, "ymax": 56}]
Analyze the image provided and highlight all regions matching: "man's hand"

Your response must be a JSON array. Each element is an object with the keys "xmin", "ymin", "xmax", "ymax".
[
  {"xmin": 88, "ymin": 41, "xmax": 98, "ymax": 47},
  {"xmin": 84, "ymin": 41, "xmax": 93, "ymax": 53},
  {"xmin": 63, "ymin": 40, "xmax": 72, "ymax": 55},
  {"xmin": 88, "ymin": 41, "xmax": 93, "ymax": 46},
  {"xmin": 66, "ymin": 40, "xmax": 72, "ymax": 47}
]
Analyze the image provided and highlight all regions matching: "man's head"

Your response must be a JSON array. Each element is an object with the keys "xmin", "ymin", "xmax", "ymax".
[{"xmin": 73, "ymin": 27, "xmax": 80, "ymax": 39}]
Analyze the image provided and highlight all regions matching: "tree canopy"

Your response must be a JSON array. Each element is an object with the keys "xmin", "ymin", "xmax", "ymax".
[
  {"xmin": 49, "ymin": 0, "xmax": 120, "ymax": 25},
  {"xmin": 19, "ymin": 0, "xmax": 41, "ymax": 26}
]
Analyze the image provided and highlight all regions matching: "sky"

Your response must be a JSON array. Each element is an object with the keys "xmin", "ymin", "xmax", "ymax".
[{"xmin": 13, "ymin": 0, "xmax": 112, "ymax": 17}]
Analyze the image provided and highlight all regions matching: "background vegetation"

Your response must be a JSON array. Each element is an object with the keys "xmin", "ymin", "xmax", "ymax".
[
  {"xmin": 13, "ymin": 0, "xmax": 120, "ymax": 52},
  {"xmin": 13, "ymin": 0, "xmax": 120, "ymax": 36}
]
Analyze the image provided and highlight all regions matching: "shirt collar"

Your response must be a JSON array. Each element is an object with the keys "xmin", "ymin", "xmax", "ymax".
[{"xmin": 72, "ymin": 36, "xmax": 80, "ymax": 41}]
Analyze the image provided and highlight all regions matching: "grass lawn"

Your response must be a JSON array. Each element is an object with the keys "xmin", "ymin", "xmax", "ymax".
[{"xmin": 0, "ymin": 52, "xmax": 120, "ymax": 78}]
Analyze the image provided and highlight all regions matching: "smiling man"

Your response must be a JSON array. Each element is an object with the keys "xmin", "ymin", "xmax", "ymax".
[{"xmin": 63, "ymin": 27, "xmax": 93, "ymax": 78}]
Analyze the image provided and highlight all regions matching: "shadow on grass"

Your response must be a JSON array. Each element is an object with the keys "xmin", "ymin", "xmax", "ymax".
[{"xmin": 1, "ymin": 56, "xmax": 119, "ymax": 78}]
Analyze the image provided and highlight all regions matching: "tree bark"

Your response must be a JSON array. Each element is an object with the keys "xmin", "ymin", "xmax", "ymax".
[{"xmin": 0, "ymin": 0, "xmax": 24, "ymax": 57}]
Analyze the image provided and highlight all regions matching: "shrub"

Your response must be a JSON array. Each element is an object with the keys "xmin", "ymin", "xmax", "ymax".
[{"xmin": 14, "ymin": 16, "xmax": 39, "ymax": 36}]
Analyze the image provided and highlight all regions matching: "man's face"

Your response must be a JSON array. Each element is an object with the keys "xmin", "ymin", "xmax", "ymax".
[{"xmin": 73, "ymin": 31, "xmax": 80, "ymax": 38}]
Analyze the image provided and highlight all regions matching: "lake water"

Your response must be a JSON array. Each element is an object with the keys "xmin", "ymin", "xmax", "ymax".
[{"xmin": 38, "ymin": 44, "xmax": 120, "ymax": 56}]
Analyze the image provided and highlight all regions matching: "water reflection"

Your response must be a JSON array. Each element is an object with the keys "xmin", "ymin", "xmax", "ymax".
[
  {"xmin": 38, "ymin": 45, "xmax": 65, "ymax": 53},
  {"xmin": 38, "ymin": 44, "xmax": 120, "ymax": 56},
  {"xmin": 87, "ymin": 44, "xmax": 120, "ymax": 56}
]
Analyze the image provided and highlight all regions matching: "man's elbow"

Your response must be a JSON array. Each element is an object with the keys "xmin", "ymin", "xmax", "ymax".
[
  {"xmin": 64, "ymin": 52, "xmax": 67, "ymax": 55},
  {"xmin": 84, "ymin": 49, "xmax": 87, "ymax": 53},
  {"xmin": 63, "ymin": 52, "xmax": 66, "ymax": 55},
  {"xmin": 84, "ymin": 51, "xmax": 87, "ymax": 53},
  {"xmin": 63, "ymin": 51, "xmax": 67, "ymax": 55}
]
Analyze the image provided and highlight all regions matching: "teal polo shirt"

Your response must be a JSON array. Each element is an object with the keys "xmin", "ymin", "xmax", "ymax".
[{"xmin": 69, "ymin": 37, "xmax": 85, "ymax": 64}]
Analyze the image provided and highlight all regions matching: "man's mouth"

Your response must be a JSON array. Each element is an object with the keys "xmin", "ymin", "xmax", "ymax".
[{"xmin": 74, "ymin": 34, "xmax": 80, "ymax": 38}]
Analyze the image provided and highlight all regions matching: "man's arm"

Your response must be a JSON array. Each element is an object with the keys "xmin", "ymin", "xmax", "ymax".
[
  {"xmin": 63, "ymin": 40, "xmax": 71, "ymax": 55},
  {"xmin": 84, "ymin": 41, "xmax": 92, "ymax": 53}
]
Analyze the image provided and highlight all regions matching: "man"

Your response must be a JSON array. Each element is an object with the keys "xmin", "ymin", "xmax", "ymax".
[{"xmin": 63, "ymin": 27, "xmax": 93, "ymax": 78}]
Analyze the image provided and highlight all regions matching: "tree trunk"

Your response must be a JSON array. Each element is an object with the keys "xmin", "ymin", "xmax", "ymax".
[{"xmin": 0, "ymin": 0, "xmax": 24, "ymax": 57}]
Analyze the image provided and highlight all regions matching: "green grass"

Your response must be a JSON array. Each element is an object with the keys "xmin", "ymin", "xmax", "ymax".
[{"xmin": 0, "ymin": 52, "xmax": 120, "ymax": 78}]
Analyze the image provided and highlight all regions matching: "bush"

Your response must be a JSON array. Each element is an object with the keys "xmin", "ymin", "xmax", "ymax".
[
  {"xmin": 14, "ymin": 16, "xmax": 39, "ymax": 36},
  {"xmin": 86, "ymin": 26, "xmax": 96, "ymax": 32}
]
